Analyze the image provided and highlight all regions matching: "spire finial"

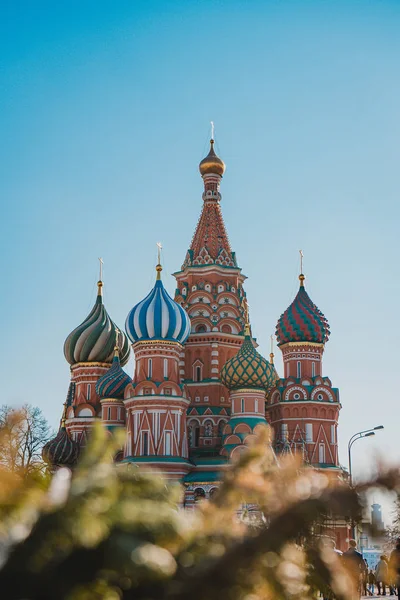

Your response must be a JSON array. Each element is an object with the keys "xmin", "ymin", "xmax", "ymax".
[
  {"xmin": 114, "ymin": 327, "xmax": 120, "ymax": 357},
  {"xmin": 242, "ymin": 297, "xmax": 250, "ymax": 336},
  {"xmin": 270, "ymin": 334, "xmax": 274, "ymax": 364},
  {"xmin": 299, "ymin": 250, "xmax": 305, "ymax": 286},
  {"xmin": 156, "ymin": 242, "xmax": 163, "ymax": 280},
  {"xmin": 97, "ymin": 257, "xmax": 104, "ymax": 295},
  {"xmin": 210, "ymin": 120, "xmax": 215, "ymax": 142},
  {"xmin": 61, "ymin": 401, "xmax": 68, "ymax": 428}
]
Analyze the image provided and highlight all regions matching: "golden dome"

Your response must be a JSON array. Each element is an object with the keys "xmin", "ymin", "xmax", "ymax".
[{"xmin": 199, "ymin": 140, "xmax": 225, "ymax": 177}]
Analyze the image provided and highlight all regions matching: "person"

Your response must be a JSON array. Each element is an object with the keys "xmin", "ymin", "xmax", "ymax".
[
  {"xmin": 383, "ymin": 555, "xmax": 395, "ymax": 596},
  {"xmin": 362, "ymin": 559, "xmax": 369, "ymax": 596},
  {"xmin": 368, "ymin": 569, "xmax": 376, "ymax": 596},
  {"xmin": 321, "ymin": 538, "xmax": 343, "ymax": 600},
  {"xmin": 376, "ymin": 555, "xmax": 389, "ymax": 595},
  {"xmin": 343, "ymin": 540, "xmax": 368, "ymax": 599},
  {"xmin": 389, "ymin": 539, "xmax": 400, "ymax": 598}
]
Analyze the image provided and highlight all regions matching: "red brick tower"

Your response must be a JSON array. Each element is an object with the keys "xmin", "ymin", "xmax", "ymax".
[
  {"xmin": 266, "ymin": 272, "xmax": 340, "ymax": 469},
  {"xmin": 63, "ymin": 278, "xmax": 130, "ymax": 446},
  {"xmin": 124, "ymin": 260, "xmax": 192, "ymax": 480},
  {"xmin": 174, "ymin": 139, "xmax": 247, "ymax": 455}
]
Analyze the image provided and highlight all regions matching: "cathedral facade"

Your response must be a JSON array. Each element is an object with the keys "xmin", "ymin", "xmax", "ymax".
[{"xmin": 43, "ymin": 139, "xmax": 345, "ymax": 540}]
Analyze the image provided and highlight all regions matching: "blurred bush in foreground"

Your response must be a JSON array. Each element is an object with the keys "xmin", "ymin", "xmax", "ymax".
[{"xmin": 0, "ymin": 424, "xmax": 399, "ymax": 600}]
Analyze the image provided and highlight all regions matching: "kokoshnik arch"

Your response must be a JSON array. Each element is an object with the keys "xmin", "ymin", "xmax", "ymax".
[{"xmin": 43, "ymin": 138, "xmax": 347, "ymax": 547}]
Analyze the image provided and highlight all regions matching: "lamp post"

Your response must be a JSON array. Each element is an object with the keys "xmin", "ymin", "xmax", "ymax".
[
  {"xmin": 347, "ymin": 426, "xmax": 384, "ymax": 541},
  {"xmin": 348, "ymin": 426, "xmax": 384, "ymax": 487}
]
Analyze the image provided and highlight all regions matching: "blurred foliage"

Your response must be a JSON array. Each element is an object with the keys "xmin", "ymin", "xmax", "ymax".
[{"xmin": 0, "ymin": 423, "xmax": 399, "ymax": 600}]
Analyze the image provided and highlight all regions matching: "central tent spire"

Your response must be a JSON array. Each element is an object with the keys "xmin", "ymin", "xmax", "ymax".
[{"xmin": 181, "ymin": 133, "xmax": 237, "ymax": 269}]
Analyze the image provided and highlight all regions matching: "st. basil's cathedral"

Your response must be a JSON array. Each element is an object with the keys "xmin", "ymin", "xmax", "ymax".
[{"xmin": 43, "ymin": 139, "xmax": 345, "ymax": 545}]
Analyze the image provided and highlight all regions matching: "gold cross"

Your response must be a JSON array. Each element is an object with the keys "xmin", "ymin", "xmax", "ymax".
[
  {"xmin": 156, "ymin": 242, "xmax": 162, "ymax": 265},
  {"xmin": 98, "ymin": 257, "xmax": 104, "ymax": 281}
]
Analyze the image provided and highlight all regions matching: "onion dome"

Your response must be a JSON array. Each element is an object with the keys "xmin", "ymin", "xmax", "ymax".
[
  {"xmin": 276, "ymin": 274, "xmax": 330, "ymax": 346},
  {"xmin": 126, "ymin": 263, "xmax": 190, "ymax": 344},
  {"xmin": 221, "ymin": 325, "xmax": 276, "ymax": 391},
  {"xmin": 95, "ymin": 345, "xmax": 132, "ymax": 399},
  {"xmin": 199, "ymin": 139, "xmax": 225, "ymax": 177},
  {"xmin": 64, "ymin": 281, "xmax": 130, "ymax": 366},
  {"xmin": 42, "ymin": 404, "xmax": 79, "ymax": 468}
]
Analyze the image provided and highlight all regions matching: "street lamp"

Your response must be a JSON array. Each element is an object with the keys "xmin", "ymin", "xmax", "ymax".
[{"xmin": 348, "ymin": 426, "xmax": 384, "ymax": 487}]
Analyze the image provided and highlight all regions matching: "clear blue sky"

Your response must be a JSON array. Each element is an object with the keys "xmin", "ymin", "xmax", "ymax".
[{"xmin": 1, "ymin": 0, "xmax": 399, "ymax": 520}]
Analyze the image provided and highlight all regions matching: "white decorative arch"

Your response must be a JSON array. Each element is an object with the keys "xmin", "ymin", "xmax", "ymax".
[
  {"xmin": 311, "ymin": 387, "xmax": 334, "ymax": 402},
  {"xmin": 270, "ymin": 390, "xmax": 280, "ymax": 404},
  {"xmin": 284, "ymin": 386, "xmax": 307, "ymax": 401},
  {"xmin": 76, "ymin": 407, "xmax": 93, "ymax": 417}
]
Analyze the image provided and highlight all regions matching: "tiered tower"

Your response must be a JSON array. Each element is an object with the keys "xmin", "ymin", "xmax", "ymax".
[
  {"xmin": 95, "ymin": 340, "xmax": 132, "ymax": 457},
  {"xmin": 63, "ymin": 279, "xmax": 130, "ymax": 445},
  {"xmin": 174, "ymin": 140, "xmax": 247, "ymax": 455},
  {"xmin": 266, "ymin": 273, "xmax": 340, "ymax": 469},
  {"xmin": 220, "ymin": 318, "xmax": 276, "ymax": 460},
  {"xmin": 124, "ymin": 261, "xmax": 192, "ymax": 480}
]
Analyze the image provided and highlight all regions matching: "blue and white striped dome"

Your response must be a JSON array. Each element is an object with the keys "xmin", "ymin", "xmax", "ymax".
[{"xmin": 125, "ymin": 266, "xmax": 191, "ymax": 345}]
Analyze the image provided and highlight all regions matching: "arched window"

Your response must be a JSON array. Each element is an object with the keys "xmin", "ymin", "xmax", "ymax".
[
  {"xmin": 142, "ymin": 432, "xmax": 149, "ymax": 456},
  {"xmin": 319, "ymin": 443, "xmax": 325, "ymax": 464},
  {"xmin": 204, "ymin": 420, "xmax": 213, "ymax": 437},
  {"xmin": 221, "ymin": 324, "xmax": 232, "ymax": 333},
  {"xmin": 218, "ymin": 420, "xmax": 227, "ymax": 436},
  {"xmin": 193, "ymin": 361, "xmax": 203, "ymax": 382},
  {"xmin": 209, "ymin": 487, "xmax": 218, "ymax": 499},
  {"xmin": 148, "ymin": 358, "xmax": 152, "ymax": 378},
  {"xmin": 165, "ymin": 432, "xmax": 171, "ymax": 455},
  {"xmin": 196, "ymin": 324, "xmax": 207, "ymax": 333},
  {"xmin": 188, "ymin": 424, "xmax": 200, "ymax": 447},
  {"xmin": 194, "ymin": 488, "xmax": 206, "ymax": 503},
  {"xmin": 241, "ymin": 398, "xmax": 245, "ymax": 413}
]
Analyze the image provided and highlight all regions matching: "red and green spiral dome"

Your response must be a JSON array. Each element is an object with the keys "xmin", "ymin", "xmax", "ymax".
[{"xmin": 276, "ymin": 275, "xmax": 330, "ymax": 346}]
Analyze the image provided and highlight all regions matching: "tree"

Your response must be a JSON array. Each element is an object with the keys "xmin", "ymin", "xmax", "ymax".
[
  {"xmin": 0, "ymin": 404, "xmax": 52, "ymax": 476},
  {"xmin": 385, "ymin": 497, "xmax": 400, "ymax": 550}
]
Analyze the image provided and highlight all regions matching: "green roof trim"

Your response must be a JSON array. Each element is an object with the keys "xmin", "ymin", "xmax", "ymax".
[
  {"xmin": 229, "ymin": 416, "xmax": 267, "ymax": 427},
  {"xmin": 191, "ymin": 457, "xmax": 228, "ymax": 466},
  {"xmin": 184, "ymin": 471, "xmax": 222, "ymax": 483},
  {"xmin": 188, "ymin": 406, "xmax": 230, "ymax": 416},
  {"xmin": 121, "ymin": 456, "xmax": 191, "ymax": 464}
]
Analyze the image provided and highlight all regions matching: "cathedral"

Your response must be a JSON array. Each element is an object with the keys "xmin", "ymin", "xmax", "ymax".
[{"xmin": 43, "ymin": 138, "xmax": 344, "ymax": 540}]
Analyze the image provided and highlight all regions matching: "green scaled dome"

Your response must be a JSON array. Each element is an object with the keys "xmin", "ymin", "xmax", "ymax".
[{"xmin": 220, "ymin": 329, "xmax": 276, "ymax": 391}]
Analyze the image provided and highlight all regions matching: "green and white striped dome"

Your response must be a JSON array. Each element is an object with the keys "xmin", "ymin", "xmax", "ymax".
[{"xmin": 64, "ymin": 281, "xmax": 130, "ymax": 366}]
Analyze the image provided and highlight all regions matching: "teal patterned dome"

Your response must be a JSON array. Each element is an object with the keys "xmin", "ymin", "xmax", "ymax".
[
  {"xmin": 221, "ymin": 329, "xmax": 276, "ymax": 391},
  {"xmin": 64, "ymin": 281, "xmax": 130, "ymax": 366},
  {"xmin": 276, "ymin": 275, "xmax": 330, "ymax": 346},
  {"xmin": 95, "ymin": 348, "xmax": 132, "ymax": 399}
]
